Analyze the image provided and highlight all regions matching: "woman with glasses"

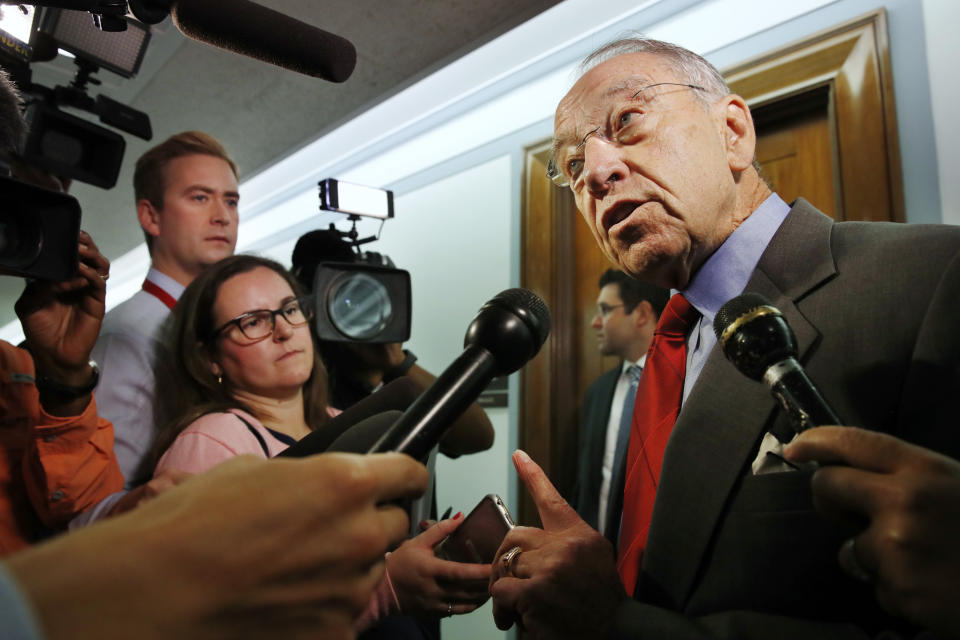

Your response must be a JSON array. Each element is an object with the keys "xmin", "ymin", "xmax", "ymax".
[
  {"xmin": 148, "ymin": 255, "xmax": 329, "ymax": 468},
  {"xmin": 147, "ymin": 255, "xmax": 490, "ymax": 629}
]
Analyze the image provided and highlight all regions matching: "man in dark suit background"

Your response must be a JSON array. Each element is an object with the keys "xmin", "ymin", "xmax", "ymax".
[
  {"xmin": 572, "ymin": 269, "xmax": 666, "ymax": 543},
  {"xmin": 488, "ymin": 34, "xmax": 960, "ymax": 639}
]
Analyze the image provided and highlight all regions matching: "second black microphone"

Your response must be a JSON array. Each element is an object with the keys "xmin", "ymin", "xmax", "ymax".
[{"xmin": 369, "ymin": 288, "xmax": 550, "ymax": 459}]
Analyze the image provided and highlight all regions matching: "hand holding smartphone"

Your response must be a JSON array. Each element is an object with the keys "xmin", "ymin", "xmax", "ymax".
[{"xmin": 435, "ymin": 494, "xmax": 514, "ymax": 564}]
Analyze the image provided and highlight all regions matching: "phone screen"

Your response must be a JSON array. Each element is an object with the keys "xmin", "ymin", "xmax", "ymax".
[{"xmin": 435, "ymin": 494, "xmax": 514, "ymax": 564}]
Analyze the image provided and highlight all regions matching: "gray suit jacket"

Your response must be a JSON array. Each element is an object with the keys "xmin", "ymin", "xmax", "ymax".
[
  {"xmin": 572, "ymin": 366, "xmax": 621, "ymax": 539},
  {"xmin": 608, "ymin": 199, "xmax": 960, "ymax": 639}
]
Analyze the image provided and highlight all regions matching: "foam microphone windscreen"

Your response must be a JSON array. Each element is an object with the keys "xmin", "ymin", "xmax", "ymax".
[
  {"xmin": 171, "ymin": 0, "xmax": 357, "ymax": 82},
  {"xmin": 277, "ymin": 377, "xmax": 420, "ymax": 458},
  {"xmin": 326, "ymin": 411, "xmax": 403, "ymax": 454}
]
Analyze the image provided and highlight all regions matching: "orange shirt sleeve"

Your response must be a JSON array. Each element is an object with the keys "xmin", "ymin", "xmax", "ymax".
[{"xmin": 24, "ymin": 394, "xmax": 125, "ymax": 529}]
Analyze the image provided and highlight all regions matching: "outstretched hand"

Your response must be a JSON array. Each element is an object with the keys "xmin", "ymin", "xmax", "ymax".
[
  {"xmin": 489, "ymin": 450, "xmax": 625, "ymax": 638},
  {"xmin": 785, "ymin": 427, "xmax": 960, "ymax": 638},
  {"xmin": 386, "ymin": 515, "xmax": 492, "ymax": 618},
  {"xmin": 16, "ymin": 230, "xmax": 109, "ymax": 381},
  {"xmin": 8, "ymin": 453, "xmax": 428, "ymax": 640}
]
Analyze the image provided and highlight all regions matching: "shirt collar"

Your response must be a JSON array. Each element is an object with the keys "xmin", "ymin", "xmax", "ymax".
[
  {"xmin": 620, "ymin": 354, "xmax": 647, "ymax": 376},
  {"xmin": 680, "ymin": 193, "xmax": 790, "ymax": 324},
  {"xmin": 147, "ymin": 267, "xmax": 186, "ymax": 301}
]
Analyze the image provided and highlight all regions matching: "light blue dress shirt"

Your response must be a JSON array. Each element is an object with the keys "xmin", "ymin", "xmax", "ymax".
[
  {"xmin": 72, "ymin": 268, "xmax": 185, "ymax": 526},
  {"xmin": 679, "ymin": 194, "xmax": 791, "ymax": 401}
]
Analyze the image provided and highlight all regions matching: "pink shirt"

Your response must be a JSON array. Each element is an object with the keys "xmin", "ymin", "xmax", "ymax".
[{"xmin": 154, "ymin": 409, "xmax": 290, "ymax": 474}]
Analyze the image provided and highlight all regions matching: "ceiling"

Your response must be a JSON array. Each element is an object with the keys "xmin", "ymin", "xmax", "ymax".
[{"xmin": 2, "ymin": 0, "xmax": 563, "ymax": 330}]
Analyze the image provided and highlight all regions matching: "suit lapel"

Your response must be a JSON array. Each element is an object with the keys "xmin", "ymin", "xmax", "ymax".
[
  {"xmin": 640, "ymin": 200, "xmax": 836, "ymax": 608},
  {"xmin": 589, "ymin": 367, "xmax": 620, "ymax": 472},
  {"xmin": 578, "ymin": 367, "xmax": 620, "ymax": 527}
]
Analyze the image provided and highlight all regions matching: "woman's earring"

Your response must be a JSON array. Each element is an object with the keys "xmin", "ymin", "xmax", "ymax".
[{"xmin": 217, "ymin": 374, "xmax": 223, "ymax": 385}]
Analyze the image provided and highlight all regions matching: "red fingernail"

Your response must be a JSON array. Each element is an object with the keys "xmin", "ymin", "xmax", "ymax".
[
  {"xmin": 419, "ymin": 520, "xmax": 430, "ymax": 529},
  {"xmin": 453, "ymin": 511, "xmax": 463, "ymax": 520}
]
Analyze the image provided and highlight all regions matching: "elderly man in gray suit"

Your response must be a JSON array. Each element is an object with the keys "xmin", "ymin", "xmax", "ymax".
[{"xmin": 489, "ymin": 35, "xmax": 960, "ymax": 639}]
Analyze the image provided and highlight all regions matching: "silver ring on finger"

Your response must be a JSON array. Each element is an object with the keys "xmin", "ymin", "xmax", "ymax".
[
  {"xmin": 838, "ymin": 537, "xmax": 873, "ymax": 582},
  {"xmin": 501, "ymin": 545, "xmax": 522, "ymax": 577},
  {"xmin": 446, "ymin": 602, "xmax": 453, "ymax": 617}
]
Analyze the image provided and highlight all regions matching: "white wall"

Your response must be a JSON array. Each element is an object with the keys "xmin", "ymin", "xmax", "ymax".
[
  {"xmin": 387, "ymin": 156, "xmax": 515, "ymax": 639},
  {"xmin": 923, "ymin": 0, "xmax": 960, "ymax": 225}
]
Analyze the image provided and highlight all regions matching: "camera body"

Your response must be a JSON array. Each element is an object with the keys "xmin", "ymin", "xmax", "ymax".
[
  {"xmin": 311, "ymin": 260, "xmax": 411, "ymax": 343},
  {"xmin": 0, "ymin": 174, "xmax": 79, "ymax": 280},
  {"xmin": 298, "ymin": 179, "xmax": 410, "ymax": 344}
]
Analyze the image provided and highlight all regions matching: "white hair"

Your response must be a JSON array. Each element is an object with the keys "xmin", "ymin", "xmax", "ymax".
[{"xmin": 579, "ymin": 34, "xmax": 730, "ymax": 102}]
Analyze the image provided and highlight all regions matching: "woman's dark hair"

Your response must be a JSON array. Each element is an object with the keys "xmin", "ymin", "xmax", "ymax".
[{"xmin": 143, "ymin": 255, "xmax": 330, "ymax": 477}]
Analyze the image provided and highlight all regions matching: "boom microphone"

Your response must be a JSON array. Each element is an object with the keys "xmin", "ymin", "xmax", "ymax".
[
  {"xmin": 713, "ymin": 292, "xmax": 841, "ymax": 436},
  {"xmin": 20, "ymin": 2, "xmax": 356, "ymax": 80},
  {"xmin": 170, "ymin": 0, "xmax": 357, "ymax": 82},
  {"xmin": 278, "ymin": 378, "xmax": 419, "ymax": 458},
  {"xmin": 369, "ymin": 288, "xmax": 551, "ymax": 459}
]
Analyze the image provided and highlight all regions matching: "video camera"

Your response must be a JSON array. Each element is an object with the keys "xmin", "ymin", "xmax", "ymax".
[
  {"xmin": 2, "ymin": 5, "xmax": 152, "ymax": 188},
  {"xmin": 0, "ymin": 4, "xmax": 153, "ymax": 279},
  {"xmin": 294, "ymin": 179, "xmax": 411, "ymax": 344}
]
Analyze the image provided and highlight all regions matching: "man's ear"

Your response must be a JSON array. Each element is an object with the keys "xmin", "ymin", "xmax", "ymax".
[
  {"xmin": 631, "ymin": 300, "xmax": 652, "ymax": 328},
  {"xmin": 719, "ymin": 94, "xmax": 756, "ymax": 173},
  {"xmin": 137, "ymin": 199, "xmax": 162, "ymax": 240}
]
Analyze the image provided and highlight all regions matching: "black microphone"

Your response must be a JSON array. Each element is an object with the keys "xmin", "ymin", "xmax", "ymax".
[
  {"xmin": 20, "ymin": 2, "xmax": 357, "ymax": 80},
  {"xmin": 713, "ymin": 292, "xmax": 841, "ymax": 436},
  {"xmin": 278, "ymin": 378, "xmax": 419, "ymax": 458},
  {"xmin": 169, "ymin": 0, "xmax": 357, "ymax": 82},
  {"xmin": 369, "ymin": 288, "xmax": 551, "ymax": 459},
  {"xmin": 325, "ymin": 411, "xmax": 403, "ymax": 454}
]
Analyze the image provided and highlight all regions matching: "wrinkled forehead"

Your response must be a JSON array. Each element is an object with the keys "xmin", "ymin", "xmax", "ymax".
[{"xmin": 553, "ymin": 53, "xmax": 675, "ymax": 151}]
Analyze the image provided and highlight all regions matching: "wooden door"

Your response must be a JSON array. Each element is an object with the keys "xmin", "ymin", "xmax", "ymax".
[{"xmin": 754, "ymin": 86, "xmax": 837, "ymax": 217}]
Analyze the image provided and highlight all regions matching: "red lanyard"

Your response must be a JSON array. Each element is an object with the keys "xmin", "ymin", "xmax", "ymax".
[{"xmin": 142, "ymin": 279, "xmax": 177, "ymax": 310}]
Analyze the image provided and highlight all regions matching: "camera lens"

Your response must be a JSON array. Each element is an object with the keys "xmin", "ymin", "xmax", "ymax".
[
  {"xmin": 327, "ymin": 273, "xmax": 393, "ymax": 340},
  {"xmin": 0, "ymin": 207, "xmax": 43, "ymax": 268}
]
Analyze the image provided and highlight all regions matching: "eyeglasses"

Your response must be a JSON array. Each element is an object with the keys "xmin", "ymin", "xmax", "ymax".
[
  {"xmin": 546, "ymin": 82, "xmax": 705, "ymax": 188},
  {"xmin": 214, "ymin": 297, "xmax": 314, "ymax": 343},
  {"xmin": 596, "ymin": 303, "xmax": 624, "ymax": 317}
]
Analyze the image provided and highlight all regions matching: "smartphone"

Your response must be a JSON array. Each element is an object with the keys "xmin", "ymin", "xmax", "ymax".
[{"xmin": 435, "ymin": 494, "xmax": 515, "ymax": 564}]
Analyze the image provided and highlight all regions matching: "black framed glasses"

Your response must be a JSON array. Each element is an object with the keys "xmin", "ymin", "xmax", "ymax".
[
  {"xmin": 595, "ymin": 303, "xmax": 624, "ymax": 317},
  {"xmin": 546, "ymin": 82, "xmax": 705, "ymax": 188},
  {"xmin": 214, "ymin": 296, "xmax": 314, "ymax": 343}
]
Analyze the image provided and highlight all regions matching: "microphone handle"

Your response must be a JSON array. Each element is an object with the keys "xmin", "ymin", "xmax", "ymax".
[
  {"xmin": 764, "ymin": 358, "xmax": 842, "ymax": 433},
  {"xmin": 368, "ymin": 344, "xmax": 497, "ymax": 458}
]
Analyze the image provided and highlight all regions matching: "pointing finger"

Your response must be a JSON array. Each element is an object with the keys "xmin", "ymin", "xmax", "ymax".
[{"xmin": 513, "ymin": 450, "xmax": 582, "ymax": 531}]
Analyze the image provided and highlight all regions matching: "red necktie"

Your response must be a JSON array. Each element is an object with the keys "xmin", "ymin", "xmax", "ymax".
[{"xmin": 616, "ymin": 293, "xmax": 700, "ymax": 595}]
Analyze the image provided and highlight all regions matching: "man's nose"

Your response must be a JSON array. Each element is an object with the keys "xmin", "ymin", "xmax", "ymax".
[
  {"xmin": 211, "ymin": 199, "xmax": 233, "ymax": 226},
  {"xmin": 582, "ymin": 137, "xmax": 627, "ymax": 199},
  {"xmin": 591, "ymin": 313, "xmax": 603, "ymax": 329}
]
